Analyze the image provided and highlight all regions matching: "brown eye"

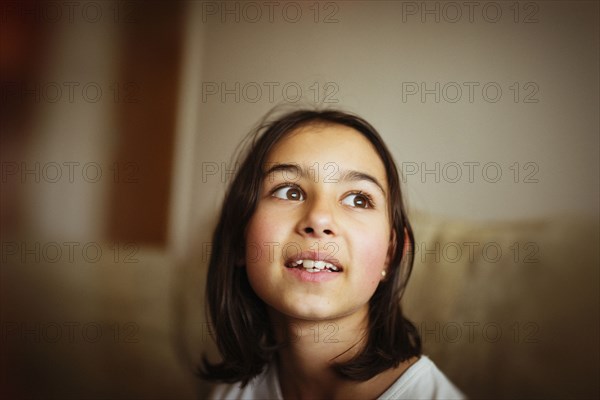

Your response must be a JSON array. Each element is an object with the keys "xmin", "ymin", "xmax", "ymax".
[
  {"xmin": 341, "ymin": 193, "xmax": 372, "ymax": 208},
  {"xmin": 272, "ymin": 185, "xmax": 304, "ymax": 201}
]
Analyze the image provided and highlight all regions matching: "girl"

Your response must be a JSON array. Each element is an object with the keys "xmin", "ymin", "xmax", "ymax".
[{"xmin": 201, "ymin": 108, "xmax": 464, "ymax": 399}]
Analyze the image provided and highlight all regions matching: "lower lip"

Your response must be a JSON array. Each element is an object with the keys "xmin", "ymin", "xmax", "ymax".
[{"xmin": 284, "ymin": 267, "xmax": 341, "ymax": 283}]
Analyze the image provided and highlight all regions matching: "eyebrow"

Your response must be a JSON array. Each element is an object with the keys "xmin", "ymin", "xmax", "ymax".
[{"xmin": 264, "ymin": 163, "xmax": 386, "ymax": 196}]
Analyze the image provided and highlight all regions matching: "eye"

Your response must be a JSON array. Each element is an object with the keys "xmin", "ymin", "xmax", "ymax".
[
  {"xmin": 272, "ymin": 185, "xmax": 305, "ymax": 201},
  {"xmin": 341, "ymin": 192, "xmax": 373, "ymax": 209}
]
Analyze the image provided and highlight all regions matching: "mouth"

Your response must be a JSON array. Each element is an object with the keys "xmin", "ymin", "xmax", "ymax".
[{"xmin": 284, "ymin": 251, "xmax": 343, "ymax": 273}]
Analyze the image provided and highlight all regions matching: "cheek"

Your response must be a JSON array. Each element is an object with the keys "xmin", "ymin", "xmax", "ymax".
[
  {"xmin": 244, "ymin": 215, "xmax": 272, "ymax": 297},
  {"xmin": 353, "ymin": 233, "xmax": 390, "ymax": 287},
  {"xmin": 245, "ymin": 210, "xmax": 285, "ymax": 264},
  {"xmin": 245, "ymin": 214, "xmax": 267, "ymax": 268},
  {"xmin": 244, "ymin": 210, "xmax": 287, "ymax": 293}
]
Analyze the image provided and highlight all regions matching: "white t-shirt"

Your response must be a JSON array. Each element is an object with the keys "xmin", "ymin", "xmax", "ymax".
[{"xmin": 209, "ymin": 355, "xmax": 465, "ymax": 399}]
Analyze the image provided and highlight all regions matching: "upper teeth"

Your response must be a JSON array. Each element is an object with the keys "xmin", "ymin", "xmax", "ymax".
[{"xmin": 290, "ymin": 259, "xmax": 339, "ymax": 272}]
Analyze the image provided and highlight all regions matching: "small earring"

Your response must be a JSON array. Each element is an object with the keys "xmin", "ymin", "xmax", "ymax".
[{"xmin": 381, "ymin": 270, "xmax": 387, "ymax": 277}]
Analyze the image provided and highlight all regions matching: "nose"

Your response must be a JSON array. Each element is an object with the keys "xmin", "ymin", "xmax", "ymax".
[{"xmin": 296, "ymin": 195, "xmax": 337, "ymax": 238}]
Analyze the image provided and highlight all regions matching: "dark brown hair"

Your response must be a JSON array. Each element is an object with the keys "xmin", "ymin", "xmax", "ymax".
[{"xmin": 200, "ymin": 107, "xmax": 421, "ymax": 385}]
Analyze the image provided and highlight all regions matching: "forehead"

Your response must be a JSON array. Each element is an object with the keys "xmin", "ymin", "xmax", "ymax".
[{"xmin": 266, "ymin": 123, "xmax": 387, "ymax": 182}]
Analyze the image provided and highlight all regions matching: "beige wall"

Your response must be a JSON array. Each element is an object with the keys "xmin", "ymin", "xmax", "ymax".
[{"xmin": 176, "ymin": 0, "xmax": 598, "ymax": 233}]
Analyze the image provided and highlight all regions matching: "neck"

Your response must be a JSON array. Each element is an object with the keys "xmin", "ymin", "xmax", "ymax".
[
  {"xmin": 269, "ymin": 307, "xmax": 371, "ymax": 399},
  {"xmin": 268, "ymin": 307, "xmax": 418, "ymax": 399}
]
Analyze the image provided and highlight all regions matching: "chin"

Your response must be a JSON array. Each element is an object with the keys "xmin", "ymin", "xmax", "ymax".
[{"xmin": 275, "ymin": 300, "xmax": 338, "ymax": 322}]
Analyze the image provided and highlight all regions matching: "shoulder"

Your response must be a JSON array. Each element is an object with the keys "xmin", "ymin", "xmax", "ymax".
[
  {"xmin": 208, "ymin": 357, "xmax": 464, "ymax": 400},
  {"xmin": 208, "ymin": 364, "xmax": 282, "ymax": 400},
  {"xmin": 378, "ymin": 356, "xmax": 466, "ymax": 400}
]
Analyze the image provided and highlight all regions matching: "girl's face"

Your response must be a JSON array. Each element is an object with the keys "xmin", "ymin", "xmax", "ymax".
[{"xmin": 245, "ymin": 123, "xmax": 394, "ymax": 322}]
